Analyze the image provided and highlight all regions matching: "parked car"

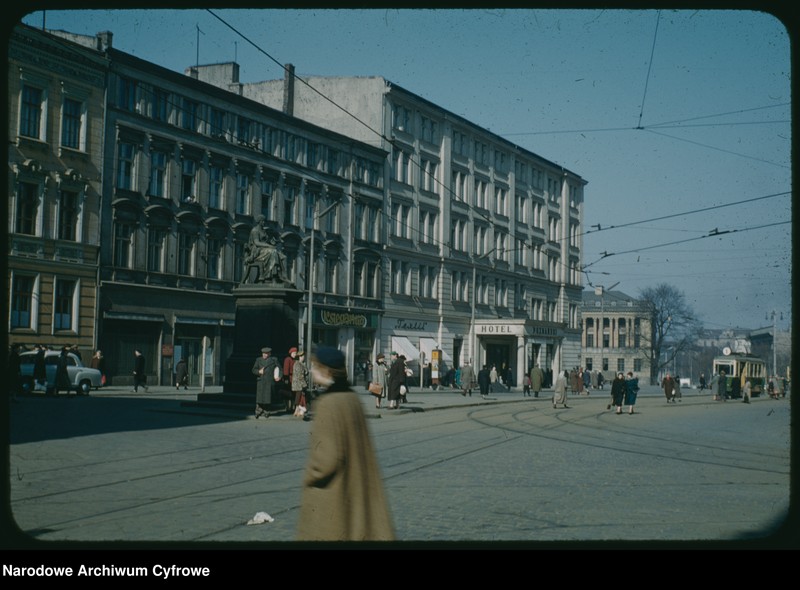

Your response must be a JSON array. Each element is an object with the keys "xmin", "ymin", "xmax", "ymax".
[{"xmin": 19, "ymin": 350, "xmax": 104, "ymax": 395}]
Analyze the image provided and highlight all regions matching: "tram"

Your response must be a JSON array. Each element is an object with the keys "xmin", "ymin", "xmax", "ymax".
[{"xmin": 712, "ymin": 352, "xmax": 766, "ymax": 398}]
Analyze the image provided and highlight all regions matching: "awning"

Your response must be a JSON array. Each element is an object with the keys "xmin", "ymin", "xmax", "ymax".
[
  {"xmin": 391, "ymin": 336, "xmax": 421, "ymax": 361},
  {"xmin": 103, "ymin": 311, "xmax": 164, "ymax": 322},
  {"xmin": 175, "ymin": 316, "xmax": 226, "ymax": 326}
]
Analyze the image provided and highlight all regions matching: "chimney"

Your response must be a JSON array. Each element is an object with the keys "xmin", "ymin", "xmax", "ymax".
[
  {"xmin": 283, "ymin": 63, "xmax": 295, "ymax": 116},
  {"xmin": 96, "ymin": 31, "xmax": 113, "ymax": 51}
]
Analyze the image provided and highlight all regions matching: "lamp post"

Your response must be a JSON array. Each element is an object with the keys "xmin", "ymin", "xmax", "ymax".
[
  {"xmin": 306, "ymin": 201, "xmax": 337, "ymax": 375},
  {"xmin": 595, "ymin": 281, "xmax": 619, "ymax": 379},
  {"xmin": 766, "ymin": 310, "xmax": 782, "ymax": 378}
]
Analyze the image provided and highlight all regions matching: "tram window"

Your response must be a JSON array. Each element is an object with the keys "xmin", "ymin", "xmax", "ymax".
[{"xmin": 715, "ymin": 362, "xmax": 734, "ymax": 376}]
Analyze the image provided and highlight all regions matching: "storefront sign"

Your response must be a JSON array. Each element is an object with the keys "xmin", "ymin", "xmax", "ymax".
[
  {"xmin": 320, "ymin": 310, "xmax": 368, "ymax": 328},
  {"xmin": 530, "ymin": 326, "xmax": 558, "ymax": 337},
  {"xmin": 395, "ymin": 319, "xmax": 428, "ymax": 331}
]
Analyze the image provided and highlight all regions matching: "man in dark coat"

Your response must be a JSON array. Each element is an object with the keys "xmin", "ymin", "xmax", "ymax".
[
  {"xmin": 133, "ymin": 349, "xmax": 148, "ymax": 393},
  {"xmin": 175, "ymin": 357, "xmax": 188, "ymax": 390},
  {"xmin": 55, "ymin": 347, "xmax": 72, "ymax": 395},
  {"xmin": 478, "ymin": 364, "xmax": 491, "ymax": 398},
  {"xmin": 387, "ymin": 352, "xmax": 405, "ymax": 410},
  {"xmin": 252, "ymin": 347, "xmax": 280, "ymax": 418}
]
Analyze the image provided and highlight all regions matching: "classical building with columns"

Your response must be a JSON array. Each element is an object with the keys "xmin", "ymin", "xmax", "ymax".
[{"xmin": 580, "ymin": 289, "xmax": 652, "ymax": 379}]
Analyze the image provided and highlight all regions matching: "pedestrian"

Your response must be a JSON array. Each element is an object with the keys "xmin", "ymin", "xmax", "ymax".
[
  {"xmin": 742, "ymin": 379, "xmax": 751, "ymax": 404},
  {"xmin": 90, "ymin": 350, "xmax": 107, "ymax": 386},
  {"xmin": 717, "ymin": 371, "xmax": 728, "ymax": 402},
  {"xmin": 70, "ymin": 344, "xmax": 82, "ymax": 362},
  {"xmin": 33, "ymin": 344, "xmax": 47, "ymax": 392},
  {"xmin": 673, "ymin": 374, "xmax": 682, "ymax": 402},
  {"xmin": 625, "ymin": 371, "xmax": 639, "ymax": 414},
  {"xmin": 522, "ymin": 372, "xmax": 531, "ymax": 397},
  {"xmin": 292, "ymin": 350, "xmax": 309, "ymax": 417},
  {"xmin": 569, "ymin": 368, "xmax": 579, "ymax": 395},
  {"xmin": 699, "ymin": 372, "xmax": 707, "ymax": 391},
  {"xmin": 479, "ymin": 364, "xmax": 491, "ymax": 398},
  {"xmin": 530, "ymin": 364, "xmax": 544, "ymax": 398},
  {"xmin": 730, "ymin": 375, "xmax": 741, "ymax": 400},
  {"xmin": 283, "ymin": 347, "xmax": 298, "ymax": 413},
  {"xmin": 460, "ymin": 361, "xmax": 475, "ymax": 397},
  {"xmin": 400, "ymin": 356, "xmax": 412, "ymax": 404},
  {"xmin": 611, "ymin": 372, "xmax": 627, "ymax": 414},
  {"xmin": 252, "ymin": 347, "xmax": 280, "ymax": 419},
  {"xmin": 387, "ymin": 351, "xmax": 404, "ymax": 410},
  {"xmin": 133, "ymin": 349, "xmax": 148, "ymax": 393},
  {"xmin": 582, "ymin": 367, "xmax": 591, "ymax": 394},
  {"xmin": 371, "ymin": 353, "xmax": 388, "ymax": 409},
  {"xmin": 296, "ymin": 346, "xmax": 395, "ymax": 541},
  {"xmin": 662, "ymin": 372, "xmax": 675, "ymax": 403},
  {"xmin": 597, "ymin": 371, "xmax": 605, "ymax": 390},
  {"xmin": 55, "ymin": 346, "xmax": 71, "ymax": 395},
  {"xmin": 8, "ymin": 344, "xmax": 22, "ymax": 403},
  {"xmin": 591, "ymin": 369, "xmax": 598, "ymax": 390},
  {"xmin": 553, "ymin": 369, "xmax": 569, "ymax": 408},
  {"xmin": 175, "ymin": 357, "xmax": 188, "ymax": 390}
]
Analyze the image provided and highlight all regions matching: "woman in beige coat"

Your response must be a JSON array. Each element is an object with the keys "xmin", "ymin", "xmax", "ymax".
[{"xmin": 297, "ymin": 347, "xmax": 394, "ymax": 541}]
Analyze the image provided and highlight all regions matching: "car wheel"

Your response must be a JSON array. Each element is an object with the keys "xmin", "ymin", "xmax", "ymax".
[{"xmin": 79, "ymin": 380, "xmax": 91, "ymax": 395}]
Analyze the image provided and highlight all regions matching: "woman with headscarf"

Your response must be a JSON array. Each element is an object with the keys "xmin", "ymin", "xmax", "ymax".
[{"xmin": 371, "ymin": 353, "xmax": 388, "ymax": 409}]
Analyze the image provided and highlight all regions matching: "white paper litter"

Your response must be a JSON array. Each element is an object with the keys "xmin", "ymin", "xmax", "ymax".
[{"xmin": 246, "ymin": 511, "xmax": 275, "ymax": 525}]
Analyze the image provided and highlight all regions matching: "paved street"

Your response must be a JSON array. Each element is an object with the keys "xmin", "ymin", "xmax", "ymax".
[{"xmin": 4, "ymin": 383, "xmax": 795, "ymax": 549}]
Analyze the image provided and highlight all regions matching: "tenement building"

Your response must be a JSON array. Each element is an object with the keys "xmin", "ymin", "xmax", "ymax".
[
  {"xmin": 580, "ymin": 288, "xmax": 652, "ymax": 379},
  {"xmin": 7, "ymin": 25, "xmax": 107, "ymax": 356},
  {"xmin": 9, "ymin": 24, "xmax": 387, "ymax": 387},
  {"xmin": 194, "ymin": 72, "xmax": 587, "ymax": 386}
]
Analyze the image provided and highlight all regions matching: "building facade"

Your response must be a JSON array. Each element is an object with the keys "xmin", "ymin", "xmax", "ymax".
[
  {"xmin": 204, "ymin": 73, "xmax": 587, "ymax": 386},
  {"xmin": 580, "ymin": 289, "xmax": 652, "ymax": 379},
  {"xmin": 7, "ymin": 25, "xmax": 107, "ymax": 357},
  {"xmin": 8, "ymin": 24, "xmax": 588, "ymax": 388},
  {"xmin": 8, "ymin": 25, "xmax": 387, "ymax": 387}
]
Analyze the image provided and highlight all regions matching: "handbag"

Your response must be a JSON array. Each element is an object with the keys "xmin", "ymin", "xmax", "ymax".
[{"xmin": 368, "ymin": 382, "xmax": 383, "ymax": 397}]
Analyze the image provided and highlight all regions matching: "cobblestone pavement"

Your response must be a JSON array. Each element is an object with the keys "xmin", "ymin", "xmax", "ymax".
[{"xmin": 4, "ymin": 383, "xmax": 795, "ymax": 552}]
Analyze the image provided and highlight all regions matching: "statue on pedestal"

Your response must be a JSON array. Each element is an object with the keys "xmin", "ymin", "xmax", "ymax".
[{"xmin": 242, "ymin": 215, "xmax": 290, "ymax": 285}]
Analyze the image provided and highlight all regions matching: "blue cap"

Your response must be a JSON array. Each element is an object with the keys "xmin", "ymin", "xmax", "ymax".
[{"xmin": 314, "ymin": 346, "xmax": 345, "ymax": 369}]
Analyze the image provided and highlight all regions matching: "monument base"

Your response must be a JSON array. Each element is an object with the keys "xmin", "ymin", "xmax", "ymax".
[{"xmin": 223, "ymin": 284, "xmax": 303, "ymax": 395}]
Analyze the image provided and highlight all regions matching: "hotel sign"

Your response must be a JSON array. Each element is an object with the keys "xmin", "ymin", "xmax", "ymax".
[{"xmin": 477, "ymin": 324, "xmax": 560, "ymax": 337}]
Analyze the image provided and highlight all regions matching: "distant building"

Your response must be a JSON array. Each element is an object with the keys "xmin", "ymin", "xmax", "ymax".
[{"xmin": 580, "ymin": 289, "xmax": 652, "ymax": 379}]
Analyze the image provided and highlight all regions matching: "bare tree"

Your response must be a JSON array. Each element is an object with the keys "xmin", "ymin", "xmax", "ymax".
[{"xmin": 639, "ymin": 284, "xmax": 702, "ymax": 385}]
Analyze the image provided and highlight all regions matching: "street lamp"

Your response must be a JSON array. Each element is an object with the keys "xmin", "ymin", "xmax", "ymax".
[
  {"xmin": 305, "ymin": 200, "xmax": 337, "ymax": 375},
  {"xmin": 595, "ymin": 281, "xmax": 619, "ymax": 378},
  {"xmin": 766, "ymin": 310, "xmax": 783, "ymax": 377}
]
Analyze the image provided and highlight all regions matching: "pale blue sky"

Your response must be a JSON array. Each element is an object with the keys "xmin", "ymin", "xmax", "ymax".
[{"xmin": 19, "ymin": 8, "xmax": 792, "ymax": 331}]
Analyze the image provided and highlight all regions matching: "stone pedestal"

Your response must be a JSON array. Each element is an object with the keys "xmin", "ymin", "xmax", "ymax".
[{"xmin": 222, "ymin": 284, "xmax": 303, "ymax": 395}]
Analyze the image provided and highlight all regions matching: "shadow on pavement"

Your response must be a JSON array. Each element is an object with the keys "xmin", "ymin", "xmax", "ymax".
[{"xmin": 7, "ymin": 393, "xmax": 250, "ymax": 445}]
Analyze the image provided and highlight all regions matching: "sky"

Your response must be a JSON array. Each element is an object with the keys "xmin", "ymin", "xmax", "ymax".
[{"xmin": 17, "ymin": 7, "xmax": 793, "ymax": 332}]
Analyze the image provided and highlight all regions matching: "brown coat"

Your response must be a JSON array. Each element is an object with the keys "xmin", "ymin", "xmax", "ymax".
[{"xmin": 297, "ymin": 387, "xmax": 394, "ymax": 541}]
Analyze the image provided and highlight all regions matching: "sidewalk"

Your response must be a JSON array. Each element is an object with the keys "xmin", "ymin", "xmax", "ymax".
[{"xmin": 84, "ymin": 382, "xmax": 770, "ymax": 418}]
